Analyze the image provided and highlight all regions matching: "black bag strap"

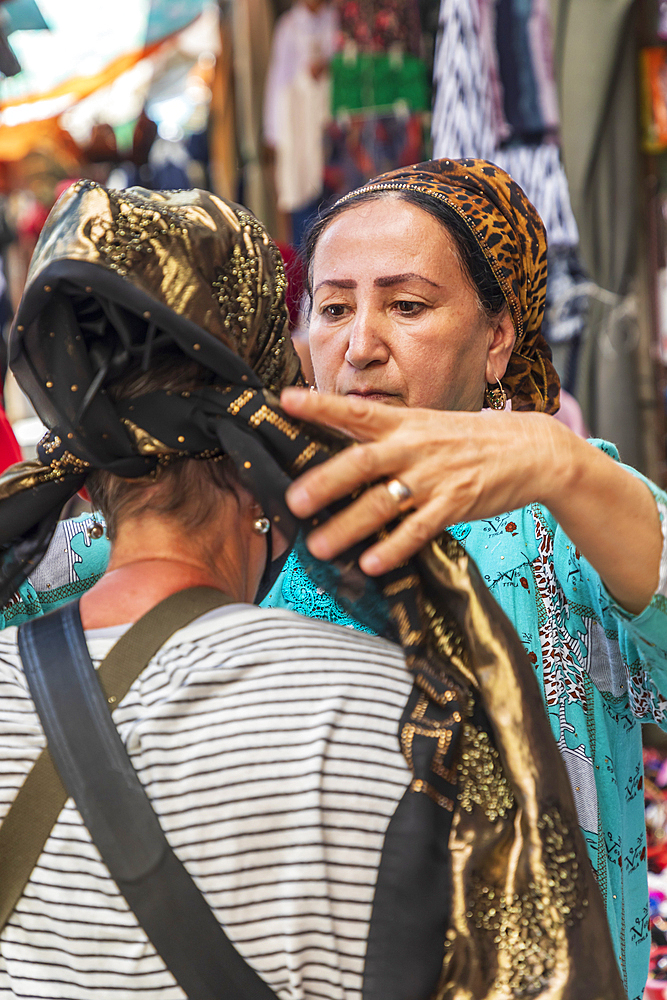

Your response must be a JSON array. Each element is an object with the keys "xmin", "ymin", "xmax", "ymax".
[
  {"xmin": 15, "ymin": 589, "xmax": 278, "ymax": 1000},
  {"xmin": 0, "ymin": 586, "xmax": 231, "ymax": 933}
]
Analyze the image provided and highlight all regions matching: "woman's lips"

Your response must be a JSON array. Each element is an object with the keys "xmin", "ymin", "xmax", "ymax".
[{"xmin": 346, "ymin": 390, "xmax": 403, "ymax": 405}]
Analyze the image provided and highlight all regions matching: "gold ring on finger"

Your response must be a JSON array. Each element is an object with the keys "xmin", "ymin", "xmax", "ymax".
[{"xmin": 385, "ymin": 477, "xmax": 414, "ymax": 512}]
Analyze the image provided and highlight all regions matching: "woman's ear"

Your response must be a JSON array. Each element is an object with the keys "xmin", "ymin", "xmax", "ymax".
[
  {"xmin": 485, "ymin": 309, "xmax": 516, "ymax": 384},
  {"xmin": 77, "ymin": 486, "xmax": 91, "ymax": 503}
]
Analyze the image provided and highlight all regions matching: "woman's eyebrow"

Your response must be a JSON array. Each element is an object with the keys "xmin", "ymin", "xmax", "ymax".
[
  {"xmin": 375, "ymin": 273, "xmax": 441, "ymax": 288},
  {"xmin": 313, "ymin": 273, "xmax": 441, "ymax": 293},
  {"xmin": 314, "ymin": 278, "xmax": 357, "ymax": 293}
]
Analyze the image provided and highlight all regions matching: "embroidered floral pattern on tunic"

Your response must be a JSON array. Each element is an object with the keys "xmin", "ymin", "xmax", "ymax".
[
  {"xmin": 531, "ymin": 511, "xmax": 588, "ymax": 710},
  {"xmin": 277, "ymin": 549, "xmax": 376, "ymax": 633}
]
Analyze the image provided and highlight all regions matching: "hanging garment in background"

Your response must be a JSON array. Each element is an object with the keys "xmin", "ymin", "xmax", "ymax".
[
  {"xmin": 335, "ymin": 0, "xmax": 422, "ymax": 56},
  {"xmin": 494, "ymin": 0, "xmax": 559, "ymax": 141},
  {"xmin": 432, "ymin": 0, "xmax": 577, "ymax": 246},
  {"xmin": 331, "ymin": 50, "xmax": 429, "ymax": 116},
  {"xmin": 263, "ymin": 1, "xmax": 338, "ymax": 213},
  {"xmin": 325, "ymin": 8, "xmax": 429, "ymax": 201},
  {"xmin": 542, "ymin": 245, "xmax": 589, "ymax": 395},
  {"xmin": 324, "ymin": 110, "xmax": 425, "ymax": 199},
  {"xmin": 431, "ymin": 0, "xmax": 584, "ymax": 370}
]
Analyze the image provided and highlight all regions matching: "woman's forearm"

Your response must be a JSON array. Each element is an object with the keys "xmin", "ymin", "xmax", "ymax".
[{"xmin": 537, "ymin": 422, "xmax": 663, "ymax": 615}]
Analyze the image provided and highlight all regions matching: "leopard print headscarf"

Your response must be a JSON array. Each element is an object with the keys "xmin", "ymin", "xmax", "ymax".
[{"xmin": 336, "ymin": 158, "xmax": 560, "ymax": 414}]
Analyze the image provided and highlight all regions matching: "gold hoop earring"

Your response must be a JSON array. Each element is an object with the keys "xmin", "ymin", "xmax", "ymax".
[
  {"xmin": 485, "ymin": 376, "xmax": 507, "ymax": 410},
  {"xmin": 252, "ymin": 516, "xmax": 271, "ymax": 535}
]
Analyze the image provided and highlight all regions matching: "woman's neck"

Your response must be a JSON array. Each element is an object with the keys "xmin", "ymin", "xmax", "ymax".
[{"xmin": 79, "ymin": 512, "xmax": 263, "ymax": 629}]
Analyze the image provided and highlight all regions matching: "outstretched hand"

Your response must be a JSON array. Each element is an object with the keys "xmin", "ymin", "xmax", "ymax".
[{"xmin": 280, "ymin": 388, "xmax": 556, "ymax": 576}]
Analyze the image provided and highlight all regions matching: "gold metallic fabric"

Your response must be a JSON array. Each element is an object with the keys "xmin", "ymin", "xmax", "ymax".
[
  {"xmin": 406, "ymin": 536, "xmax": 625, "ymax": 998},
  {"xmin": 0, "ymin": 181, "xmax": 303, "ymax": 511},
  {"xmin": 25, "ymin": 181, "xmax": 300, "ymax": 393}
]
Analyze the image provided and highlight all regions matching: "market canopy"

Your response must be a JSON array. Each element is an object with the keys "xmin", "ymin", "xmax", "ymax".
[{"xmin": 0, "ymin": 0, "xmax": 208, "ymax": 160}]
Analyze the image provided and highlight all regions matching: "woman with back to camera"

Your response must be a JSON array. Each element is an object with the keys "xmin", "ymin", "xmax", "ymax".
[{"xmin": 2, "ymin": 160, "xmax": 667, "ymax": 999}]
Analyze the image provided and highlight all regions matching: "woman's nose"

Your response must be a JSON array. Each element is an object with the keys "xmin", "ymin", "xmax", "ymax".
[{"xmin": 344, "ymin": 310, "xmax": 390, "ymax": 369}]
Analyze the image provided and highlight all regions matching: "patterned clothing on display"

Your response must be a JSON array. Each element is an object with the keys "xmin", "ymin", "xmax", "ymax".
[
  {"xmin": 494, "ymin": 0, "xmax": 559, "ymax": 140},
  {"xmin": 334, "ymin": 0, "xmax": 422, "ymax": 55},
  {"xmin": 324, "ymin": 111, "xmax": 426, "ymax": 200},
  {"xmin": 431, "ymin": 0, "xmax": 579, "ymax": 249}
]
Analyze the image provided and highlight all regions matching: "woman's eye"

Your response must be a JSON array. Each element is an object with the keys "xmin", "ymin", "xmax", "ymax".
[
  {"xmin": 323, "ymin": 304, "xmax": 348, "ymax": 318},
  {"xmin": 394, "ymin": 300, "xmax": 424, "ymax": 315}
]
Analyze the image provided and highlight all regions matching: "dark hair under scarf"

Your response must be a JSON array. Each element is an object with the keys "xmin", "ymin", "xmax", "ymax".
[
  {"xmin": 326, "ymin": 157, "xmax": 560, "ymax": 414},
  {"xmin": 0, "ymin": 183, "xmax": 623, "ymax": 1000}
]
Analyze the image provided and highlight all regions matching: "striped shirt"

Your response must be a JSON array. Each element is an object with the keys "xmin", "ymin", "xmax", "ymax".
[{"xmin": 0, "ymin": 605, "xmax": 412, "ymax": 1000}]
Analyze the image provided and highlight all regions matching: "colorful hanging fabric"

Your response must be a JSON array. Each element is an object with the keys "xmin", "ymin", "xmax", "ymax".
[
  {"xmin": 431, "ymin": 0, "xmax": 578, "ymax": 248},
  {"xmin": 324, "ymin": 110, "xmax": 425, "ymax": 199},
  {"xmin": 494, "ymin": 0, "xmax": 559, "ymax": 141},
  {"xmin": 330, "ymin": 50, "xmax": 429, "ymax": 115},
  {"xmin": 334, "ymin": 0, "xmax": 422, "ymax": 55}
]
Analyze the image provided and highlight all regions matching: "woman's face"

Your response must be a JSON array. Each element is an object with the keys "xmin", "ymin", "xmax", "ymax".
[{"xmin": 308, "ymin": 197, "xmax": 515, "ymax": 412}]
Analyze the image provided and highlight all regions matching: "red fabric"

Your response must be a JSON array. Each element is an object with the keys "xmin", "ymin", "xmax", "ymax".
[
  {"xmin": 276, "ymin": 242, "xmax": 305, "ymax": 331},
  {"xmin": 0, "ymin": 406, "xmax": 21, "ymax": 472},
  {"xmin": 17, "ymin": 200, "xmax": 49, "ymax": 242}
]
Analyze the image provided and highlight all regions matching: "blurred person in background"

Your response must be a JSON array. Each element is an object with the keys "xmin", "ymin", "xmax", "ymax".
[{"xmin": 263, "ymin": 0, "xmax": 338, "ymax": 247}]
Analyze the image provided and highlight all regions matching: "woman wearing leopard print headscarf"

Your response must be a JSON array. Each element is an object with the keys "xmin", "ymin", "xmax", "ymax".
[{"xmin": 274, "ymin": 158, "xmax": 667, "ymax": 1000}]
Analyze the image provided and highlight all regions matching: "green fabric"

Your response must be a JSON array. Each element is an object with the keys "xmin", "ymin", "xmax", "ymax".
[{"xmin": 330, "ymin": 52, "xmax": 429, "ymax": 114}]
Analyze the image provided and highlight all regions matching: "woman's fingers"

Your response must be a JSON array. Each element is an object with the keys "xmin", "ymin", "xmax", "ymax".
[
  {"xmin": 283, "ymin": 391, "xmax": 416, "ymax": 517},
  {"xmin": 280, "ymin": 387, "xmax": 403, "ymax": 441},
  {"xmin": 287, "ymin": 437, "xmax": 411, "ymax": 517},
  {"xmin": 305, "ymin": 478, "xmax": 421, "ymax": 560},
  {"xmin": 281, "ymin": 391, "xmax": 536, "ymax": 574},
  {"xmin": 306, "ymin": 488, "xmax": 451, "ymax": 576},
  {"xmin": 357, "ymin": 501, "xmax": 451, "ymax": 574}
]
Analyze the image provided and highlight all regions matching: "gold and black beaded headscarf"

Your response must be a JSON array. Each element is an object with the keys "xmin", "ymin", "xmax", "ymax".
[
  {"xmin": 0, "ymin": 181, "xmax": 325, "ymax": 601},
  {"xmin": 336, "ymin": 157, "xmax": 560, "ymax": 414},
  {"xmin": 1, "ymin": 181, "xmax": 624, "ymax": 1000}
]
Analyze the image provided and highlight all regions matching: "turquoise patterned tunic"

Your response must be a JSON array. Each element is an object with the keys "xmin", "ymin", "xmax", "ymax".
[{"xmin": 2, "ymin": 441, "xmax": 667, "ymax": 1000}]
